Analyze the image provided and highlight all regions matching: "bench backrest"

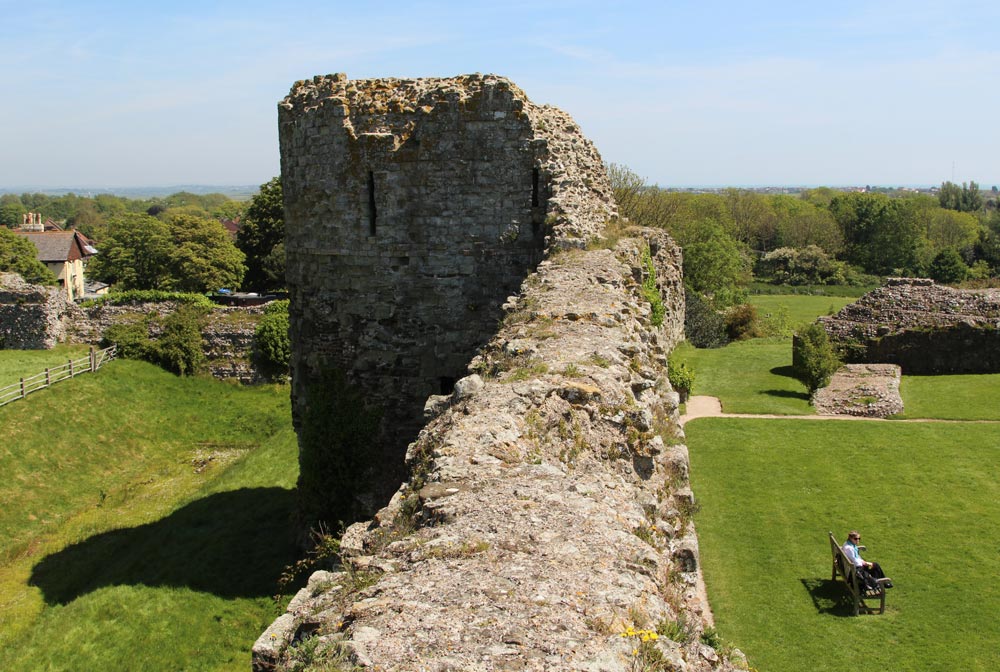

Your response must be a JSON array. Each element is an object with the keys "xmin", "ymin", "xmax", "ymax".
[{"xmin": 829, "ymin": 532, "xmax": 860, "ymax": 588}]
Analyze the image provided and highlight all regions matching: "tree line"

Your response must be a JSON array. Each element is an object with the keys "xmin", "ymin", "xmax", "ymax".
[
  {"xmin": 608, "ymin": 165, "xmax": 1000, "ymax": 348},
  {"xmin": 0, "ymin": 178, "xmax": 285, "ymax": 295},
  {"xmin": 610, "ymin": 165, "xmax": 1000, "ymax": 294}
]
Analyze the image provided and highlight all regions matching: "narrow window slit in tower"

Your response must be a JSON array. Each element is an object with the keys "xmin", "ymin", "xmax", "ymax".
[
  {"xmin": 531, "ymin": 168, "xmax": 540, "ymax": 207},
  {"xmin": 367, "ymin": 171, "xmax": 377, "ymax": 235}
]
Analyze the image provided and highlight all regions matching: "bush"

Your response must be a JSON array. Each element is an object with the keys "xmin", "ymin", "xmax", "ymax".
[
  {"xmin": 102, "ymin": 319, "xmax": 155, "ymax": 361},
  {"xmin": 668, "ymin": 360, "xmax": 695, "ymax": 402},
  {"xmin": 253, "ymin": 300, "xmax": 290, "ymax": 380},
  {"xmin": 154, "ymin": 304, "xmax": 209, "ymax": 376},
  {"xmin": 684, "ymin": 288, "xmax": 728, "ymax": 348},
  {"xmin": 928, "ymin": 248, "xmax": 969, "ymax": 284},
  {"xmin": 104, "ymin": 305, "xmax": 207, "ymax": 376},
  {"xmin": 82, "ymin": 290, "xmax": 213, "ymax": 308},
  {"xmin": 640, "ymin": 246, "xmax": 666, "ymax": 327},
  {"xmin": 724, "ymin": 303, "xmax": 764, "ymax": 341},
  {"xmin": 792, "ymin": 323, "xmax": 841, "ymax": 396}
]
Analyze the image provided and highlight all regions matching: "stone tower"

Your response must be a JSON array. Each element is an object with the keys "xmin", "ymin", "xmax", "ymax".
[{"xmin": 279, "ymin": 73, "xmax": 616, "ymax": 523}]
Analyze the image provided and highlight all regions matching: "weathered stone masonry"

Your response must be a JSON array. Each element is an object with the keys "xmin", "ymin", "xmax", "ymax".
[
  {"xmin": 819, "ymin": 277, "xmax": 1000, "ymax": 374},
  {"xmin": 280, "ymin": 74, "xmax": 618, "ymax": 513},
  {"xmin": 261, "ymin": 74, "xmax": 742, "ymax": 671}
]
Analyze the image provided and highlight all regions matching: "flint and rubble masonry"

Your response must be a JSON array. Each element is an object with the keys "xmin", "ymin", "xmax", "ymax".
[{"xmin": 260, "ymin": 73, "xmax": 740, "ymax": 671}]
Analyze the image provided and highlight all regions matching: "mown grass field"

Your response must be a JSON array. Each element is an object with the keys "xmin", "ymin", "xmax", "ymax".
[
  {"xmin": 898, "ymin": 373, "xmax": 1000, "ymax": 420},
  {"xmin": 749, "ymin": 294, "xmax": 853, "ymax": 331},
  {"xmin": 673, "ymin": 338, "xmax": 813, "ymax": 415},
  {"xmin": 682, "ymin": 293, "xmax": 1000, "ymax": 671},
  {"xmin": 672, "ymin": 295, "xmax": 853, "ymax": 416},
  {"xmin": 0, "ymin": 358, "xmax": 299, "ymax": 672},
  {"xmin": 686, "ymin": 418, "xmax": 1000, "ymax": 672}
]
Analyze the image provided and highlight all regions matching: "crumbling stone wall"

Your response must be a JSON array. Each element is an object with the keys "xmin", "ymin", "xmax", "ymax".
[
  {"xmin": 0, "ymin": 273, "xmax": 81, "ymax": 349},
  {"xmin": 77, "ymin": 303, "xmax": 271, "ymax": 383},
  {"xmin": 280, "ymin": 74, "xmax": 620, "ymax": 517},
  {"xmin": 259, "ymin": 73, "xmax": 743, "ymax": 672},
  {"xmin": 819, "ymin": 277, "xmax": 1000, "ymax": 373},
  {"xmin": 255, "ymin": 229, "xmax": 744, "ymax": 672}
]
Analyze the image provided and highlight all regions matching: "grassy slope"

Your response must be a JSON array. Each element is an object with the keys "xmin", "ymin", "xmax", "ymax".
[
  {"xmin": 0, "ymin": 343, "xmax": 92, "ymax": 383},
  {"xmin": 686, "ymin": 418, "xmax": 1000, "ymax": 672},
  {"xmin": 0, "ymin": 359, "xmax": 298, "ymax": 672}
]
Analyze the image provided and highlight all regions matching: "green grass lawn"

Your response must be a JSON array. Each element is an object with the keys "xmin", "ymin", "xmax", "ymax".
[
  {"xmin": 749, "ymin": 294, "xmax": 853, "ymax": 330},
  {"xmin": 673, "ymin": 338, "xmax": 813, "ymax": 415},
  {"xmin": 686, "ymin": 418, "xmax": 1000, "ymax": 672},
  {"xmin": 0, "ymin": 358, "xmax": 299, "ymax": 672},
  {"xmin": 0, "ymin": 343, "xmax": 92, "ymax": 383},
  {"xmin": 898, "ymin": 373, "xmax": 1000, "ymax": 420},
  {"xmin": 673, "ymin": 295, "xmax": 856, "ymax": 415}
]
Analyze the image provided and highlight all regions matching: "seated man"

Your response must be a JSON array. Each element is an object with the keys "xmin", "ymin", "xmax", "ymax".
[{"xmin": 842, "ymin": 530, "xmax": 892, "ymax": 589}]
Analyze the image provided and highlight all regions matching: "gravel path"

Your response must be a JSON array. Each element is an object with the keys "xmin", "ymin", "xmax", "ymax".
[{"xmin": 679, "ymin": 395, "xmax": 1000, "ymax": 426}]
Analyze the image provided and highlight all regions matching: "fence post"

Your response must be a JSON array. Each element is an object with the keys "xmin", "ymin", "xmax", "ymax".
[
  {"xmin": 20, "ymin": 377, "xmax": 26, "ymax": 399},
  {"xmin": 90, "ymin": 346, "xmax": 96, "ymax": 372},
  {"xmin": 69, "ymin": 359, "xmax": 74, "ymax": 378},
  {"xmin": 46, "ymin": 368, "xmax": 51, "ymax": 387}
]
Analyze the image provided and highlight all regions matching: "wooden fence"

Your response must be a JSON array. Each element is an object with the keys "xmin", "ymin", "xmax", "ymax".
[{"xmin": 0, "ymin": 345, "xmax": 117, "ymax": 408}]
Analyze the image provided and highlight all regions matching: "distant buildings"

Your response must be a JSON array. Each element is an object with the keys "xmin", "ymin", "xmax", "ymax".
[{"xmin": 13, "ymin": 213, "xmax": 99, "ymax": 301}]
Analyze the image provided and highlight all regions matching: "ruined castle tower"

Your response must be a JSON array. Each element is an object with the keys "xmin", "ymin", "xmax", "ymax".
[{"xmin": 279, "ymin": 73, "xmax": 616, "ymax": 523}]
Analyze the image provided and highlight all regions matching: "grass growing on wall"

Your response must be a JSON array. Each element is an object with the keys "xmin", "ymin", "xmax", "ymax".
[
  {"xmin": 686, "ymin": 417, "xmax": 1000, "ymax": 672},
  {"xmin": 0, "ymin": 358, "xmax": 298, "ymax": 672}
]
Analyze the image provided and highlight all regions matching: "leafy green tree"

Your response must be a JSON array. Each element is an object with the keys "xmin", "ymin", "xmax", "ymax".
[
  {"xmin": 793, "ymin": 323, "xmax": 841, "ymax": 395},
  {"xmin": 928, "ymin": 248, "xmax": 969, "ymax": 284},
  {"xmin": 0, "ymin": 195, "xmax": 26, "ymax": 229},
  {"xmin": 0, "ymin": 227, "xmax": 57, "ymax": 284},
  {"xmin": 166, "ymin": 214, "xmax": 246, "ymax": 292},
  {"xmin": 924, "ymin": 208, "xmax": 979, "ymax": 254},
  {"xmin": 939, "ymin": 181, "xmax": 984, "ymax": 212},
  {"xmin": 830, "ymin": 193, "xmax": 924, "ymax": 275},
  {"xmin": 771, "ymin": 195, "xmax": 842, "ymax": 254},
  {"xmin": 88, "ymin": 213, "xmax": 174, "ymax": 290},
  {"xmin": 724, "ymin": 188, "xmax": 777, "ymax": 251},
  {"xmin": 237, "ymin": 177, "xmax": 285, "ymax": 292},
  {"xmin": 681, "ymin": 221, "xmax": 750, "ymax": 305}
]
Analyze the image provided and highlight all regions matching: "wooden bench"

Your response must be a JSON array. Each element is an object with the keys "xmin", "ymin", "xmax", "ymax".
[{"xmin": 829, "ymin": 532, "xmax": 892, "ymax": 615}]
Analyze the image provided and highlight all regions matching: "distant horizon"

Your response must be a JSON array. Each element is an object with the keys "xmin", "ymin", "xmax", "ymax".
[{"xmin": 3, "ymin": 181, "xmax": 996, "ymax": 200}]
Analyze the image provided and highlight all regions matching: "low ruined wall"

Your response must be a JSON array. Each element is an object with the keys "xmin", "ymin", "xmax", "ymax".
[
  {"xmin": 253, "ymin": 229, "xmax": 746, "ymax": 671},
  {"xmin": 78, "ymin": 302, "xmax": 270, "ymax": 383},
  {"xmin": 0, "ymin": 273, "xmax": 81, "ymax": 349},
  {"xmin": 820, "ymin": 277, "xmax": 1000, "ymax": 373}
]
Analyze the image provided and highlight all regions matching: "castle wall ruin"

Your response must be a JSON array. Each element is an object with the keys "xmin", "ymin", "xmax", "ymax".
[
  {"xmin": 819, "ymin": 277, "xmax": 1000, "ymax": 374},
  {"xmin": 279, "ymin": 74, "xmax": 623, "ymax": 518},
  {"xmin": 260, "ymin": 74, "xmax": 742, "ymax": 672}
]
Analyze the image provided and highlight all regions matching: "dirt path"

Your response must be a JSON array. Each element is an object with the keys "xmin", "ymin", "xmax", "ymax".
[{"xmin": 679, "ymin": 395, "xmax": 1000, "ymax": 426}]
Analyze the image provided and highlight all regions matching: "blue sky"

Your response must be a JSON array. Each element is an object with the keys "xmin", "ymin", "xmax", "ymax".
[{"xmin": 2, "ymin": 0, "xmax": 998, "ymax": 189}]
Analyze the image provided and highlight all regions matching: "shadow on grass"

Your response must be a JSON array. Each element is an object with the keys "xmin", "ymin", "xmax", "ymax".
[
  {"xmin": 800, "ymin": 577, "xmax": 856, "ymax": 617},
  {"xmin": 769, "ymin": 365, "xmax": 799, "ymax": 379},
  {"xmin": 762, "ymin": 389, "xmax": 810, "ymax": 400},
  {"xmin": 30, "ymin": 487, "xmax": 297, "ymax": 604}
]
